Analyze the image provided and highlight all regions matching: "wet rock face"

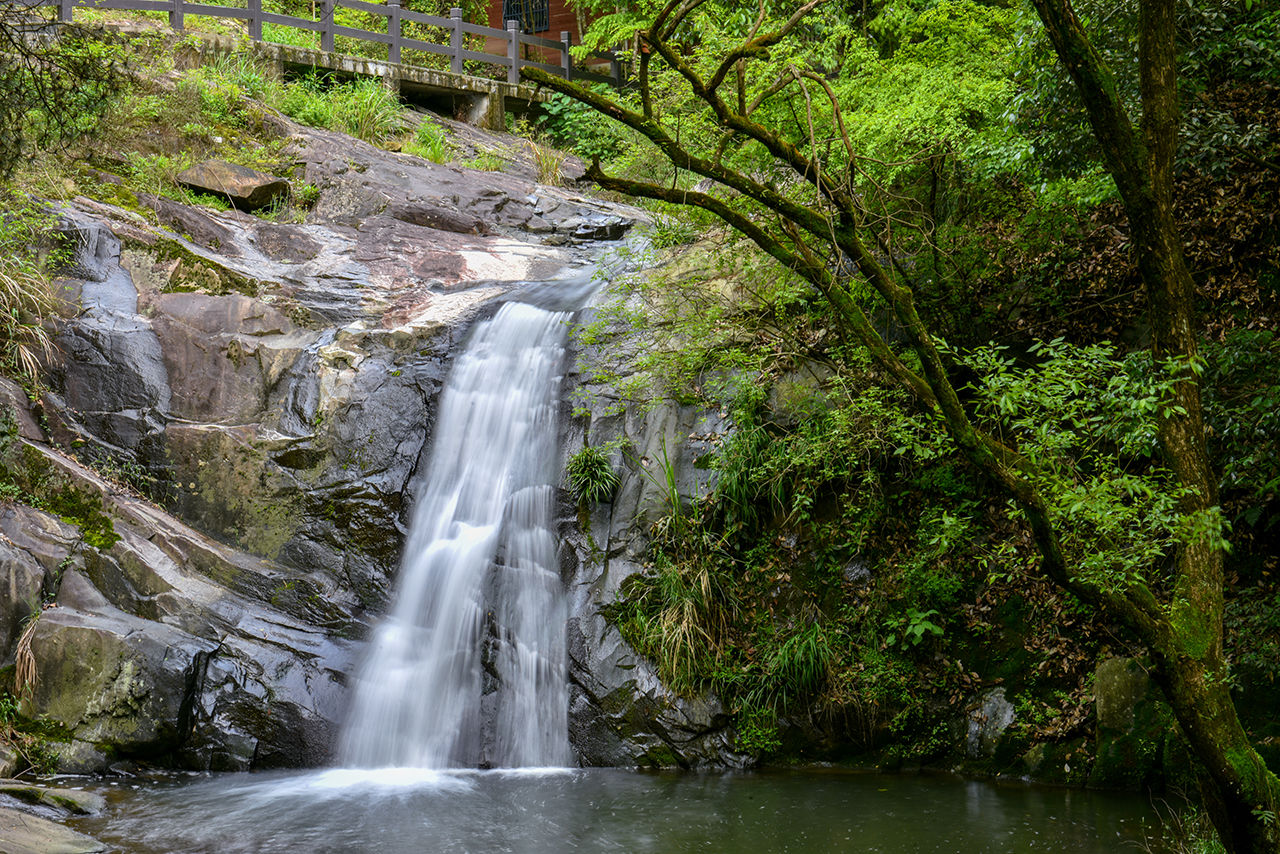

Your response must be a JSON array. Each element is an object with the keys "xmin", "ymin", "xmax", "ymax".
[
  {"xmin": 19, "ymin": 118, "xmax": 685, "ymax": 773},
  {"xmin": 965, "ymin": 687, "xmax": 1016, "ymax": 759},
  {"xmin": 558, "ymin": 354, "xmax": 741, "ymax": 768},
  {"xmin": 0, "ymin": 456, "xmax": 359, "ymax": 774},
  {"xmin": 49, "ymin": 121, "xmax": 638, "ymax": 606}
]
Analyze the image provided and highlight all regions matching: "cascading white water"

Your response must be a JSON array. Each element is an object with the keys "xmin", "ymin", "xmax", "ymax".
[{"xmin": 338, "ymin": 301, "xmax": 572, "ymax": 769}]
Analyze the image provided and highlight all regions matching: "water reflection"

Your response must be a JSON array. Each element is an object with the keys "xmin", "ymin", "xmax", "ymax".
[{"xmin": 71, "ymin": 768, "xmax": 1161, "ymax": 854}]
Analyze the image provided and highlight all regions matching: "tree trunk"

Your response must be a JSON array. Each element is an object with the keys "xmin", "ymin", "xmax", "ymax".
[{"xmin": 1030, "ymin": 0, "xmax": 1280, "ymax": 849}]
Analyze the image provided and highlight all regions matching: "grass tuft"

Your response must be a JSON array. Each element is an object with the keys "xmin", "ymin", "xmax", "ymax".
[
  {"xmin": 403, "ymin": 117, "xmax": 451, "ymax": 163},
  {"xmin": 566, "ymin": 445, "xmax": 619, "ymax": 505}
]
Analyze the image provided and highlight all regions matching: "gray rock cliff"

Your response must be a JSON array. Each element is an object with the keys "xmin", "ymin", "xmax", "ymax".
[{"xmin": 0, "ymin": 116, "xmax": 742, "ymax": 772}]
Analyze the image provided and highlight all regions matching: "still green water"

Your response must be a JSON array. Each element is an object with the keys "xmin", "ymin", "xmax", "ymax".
[{"xmin": 69, "ymin": 767, "xmax": 1168, "ymax": 853}]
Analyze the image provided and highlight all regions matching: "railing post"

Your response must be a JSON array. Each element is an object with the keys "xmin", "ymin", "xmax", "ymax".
[
  {"xmin": 57, "ymin": 0, "xmax": 73, "ymax": 24},
  {"xmin": 559, "ymin": 30, "xmax": 571, "ymax": 80},
  {"xmin": 610, "ymin": 52, "xmax": 622, "ymax": 86},
  {"xmin": 387, "ymin": 0, "xmax": 400, "ymax": 64},
  {"xmin": 248, "ymin": 0, "xmax": 262, "ymax": 41},
  {"xmin": 170, "ymin": 0, "xmax": 184, "ymax": 32},
  {"xmin": 321, "ymin": 0, "xmax": 334, "ymax": 52},
  {"xmin": 506, "ymin": 19, "xmax": 519, "ymax": 85},
  {"xmin": 449, "ymin": 7, "xmax": 464, "ymax": 74}
]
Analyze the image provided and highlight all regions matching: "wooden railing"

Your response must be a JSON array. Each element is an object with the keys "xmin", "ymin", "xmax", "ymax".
[{"xmin": 48, "ymin": 0, "xmax": 624, "ymax": 87}]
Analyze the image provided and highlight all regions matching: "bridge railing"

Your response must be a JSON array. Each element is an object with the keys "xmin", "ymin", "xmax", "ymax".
[{"xmin": 47, "ymin": 0, "xmax": 624, "ymax": 88}]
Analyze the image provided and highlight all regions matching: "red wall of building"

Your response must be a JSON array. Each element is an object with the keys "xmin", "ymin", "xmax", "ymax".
[{"xmin": 485, "ymin": 0, "xmax": 583, "ymax": 42}]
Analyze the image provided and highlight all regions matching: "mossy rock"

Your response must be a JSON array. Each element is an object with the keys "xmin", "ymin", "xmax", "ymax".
[
  {"xmin": 166, "ymin": 425, "xmax": 302, "ymax": 561},
  {"xmin": 1020, "ymin": 737, "xmax": 1093, "ymax": 786},
  {"xmin": 1088, "ymin": 657, "xmax": 1172, "ymax": 790},
  {"xmin": 0, "ymin": 411, "xmax": 119, "ymax": 550}
]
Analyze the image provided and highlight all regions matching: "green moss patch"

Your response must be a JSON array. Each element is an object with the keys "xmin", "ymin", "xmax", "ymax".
[{"xmin": 0, "ymin": 410, "xmax": 119, "ymax": 550}]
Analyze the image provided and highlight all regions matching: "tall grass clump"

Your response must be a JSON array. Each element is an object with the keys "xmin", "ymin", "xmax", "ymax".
[
  {"xmin": 527, "ymin": 139, "xmax": 566, "ymax": 186},
  {"xmin": 404, "ymin": 117, "xmax": 451, "ymax": 163},
  {"xmin": 279, "ymin": 76, "xmax": 404, "ymax": 142},
  {"xmin": 566, "ymin": 445, "xmax": 618, "ymax": 505},
  {"xmin": 0, "ymin": 198, "xmax": 61, "ymax": 383},
  {"xmin": 198, "ymin": 53, "xmax": 280, "ymax": 103},
  {"xmin": 329, "ymin": 78, "xmax": 403, "ymax": 141}
]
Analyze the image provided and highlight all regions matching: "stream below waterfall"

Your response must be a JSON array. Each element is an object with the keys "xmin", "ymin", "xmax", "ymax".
[{"xmin": 65, "ymin": 767, "xmax": 1171, "ymax": 853}]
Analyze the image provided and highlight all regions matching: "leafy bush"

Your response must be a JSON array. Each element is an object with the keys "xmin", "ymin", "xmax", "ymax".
[
  {"xmin": 1202, "ymin": 330, "xmax": 1280, "ymax": 523},
  {"xmin": 279, "ymin": 76, "xmax": 333, "ymax": 127},
  {"xmin": 735, "ymin": 705, "xmax": 782, "ymax": 755},
  {"xmin": 539, "ymin": 90, "xmax": 624, "ymax": 160},
  {"xmin": 885, "ymin": 609, "xmax": 944, "ymax": 651},
  {"xmin": 961, "ymin": 339, "xmax": 1225, "ymax": 591}
]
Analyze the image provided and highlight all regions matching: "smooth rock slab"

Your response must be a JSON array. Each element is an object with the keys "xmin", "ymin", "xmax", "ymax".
[
  {"xmin": 177, "ymin": 161, "xmax": 289, "ymax": 211},
  {"xmin": 0, "ymin": 781, "xmax": 106, "ymax": 815},
  {"xmin": 0, "ymin": 805, "xmax": 106, "ymax": 853}
]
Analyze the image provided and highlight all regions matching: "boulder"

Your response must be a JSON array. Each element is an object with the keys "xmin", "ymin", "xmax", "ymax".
[
  {"xmin": 177, "ymin": 161, "xmax": 290, "ymax": 211},
  {"xmin": 0, "ymin": 744, "xmax": 18, "ymax": 778},
  {"xmin": 965, "ymin": 687, "xmax": 1016, "ymax": 759},
  {"xmin": 566, "ymin": 214, "xmax": 631, "ymax": 241},
  {"xmin": 1088, "ymin": 657, "xmax": 1170, "ymax": 789},
  {"xmin": 0, "ymin": 805, "xmax": 106, "ymax": 854},
  {"xmin": 0, "ymin": 780, "xmax": 106, "ymax": 815}
]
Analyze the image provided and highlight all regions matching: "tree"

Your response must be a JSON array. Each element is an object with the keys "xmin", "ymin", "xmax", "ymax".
[
  {"xmin": 525, "ymin": 0, "xmax": 1280, "ymax": 849},
  {"xmin": 0, "ymin": 0, "xmax": 119, "ymax": 177}
]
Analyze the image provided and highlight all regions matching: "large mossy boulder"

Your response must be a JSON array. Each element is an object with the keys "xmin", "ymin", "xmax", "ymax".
[{"xmin": 1088, "ymin": 656, "xmax": 1172, "ymax": 789}]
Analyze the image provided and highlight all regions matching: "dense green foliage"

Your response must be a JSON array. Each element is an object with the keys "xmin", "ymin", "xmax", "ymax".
[
  {"xmin": 0, "ymin": 5, "xmax": 121, "ymax": 177},
  {"xmin": 563, "ymin": 1, "xmax": 1280, "ymax": 820}
]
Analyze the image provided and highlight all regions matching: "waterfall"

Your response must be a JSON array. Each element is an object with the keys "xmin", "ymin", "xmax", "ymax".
[{"xmin": 338, "ymin": 301, "xmax": 572, "ymax": 769}]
